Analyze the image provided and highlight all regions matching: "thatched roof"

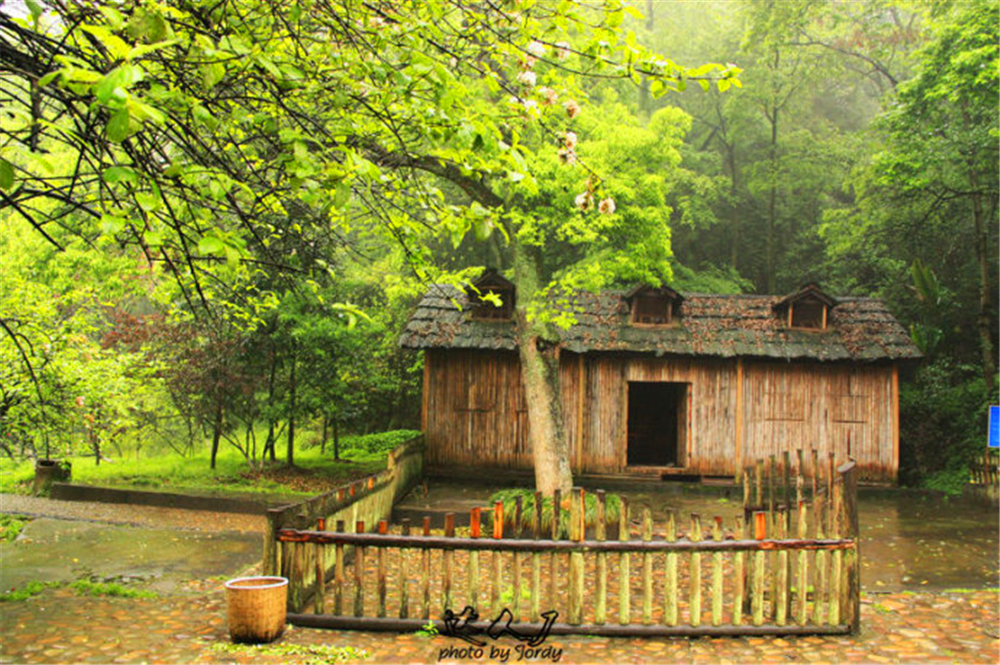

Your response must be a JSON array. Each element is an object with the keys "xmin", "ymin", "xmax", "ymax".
[{"xmin": 399, "ymin": 285, "xmax": 922, "ymax": 362}]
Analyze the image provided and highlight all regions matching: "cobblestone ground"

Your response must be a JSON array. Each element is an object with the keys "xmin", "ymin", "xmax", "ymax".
[
  {"xmin": 1, "ymin": 494, "xmax": 997, "ymax": 664},
  {"xmin": 0, "ymin": 582, "xmax": 997, "ymax": 664}
]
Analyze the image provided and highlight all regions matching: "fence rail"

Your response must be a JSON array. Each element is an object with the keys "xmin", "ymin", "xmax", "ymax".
[{"xmin": 273, "ymin": 453, "xmax": 860, "ymax": 637}]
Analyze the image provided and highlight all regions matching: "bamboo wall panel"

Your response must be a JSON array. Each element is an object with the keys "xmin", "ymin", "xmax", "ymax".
[
  {"xmin": 741, "ymin": 362, "xmax": 895, "ymax": 481},
  {"xmin": 423, "ymin": 350, "xmax": 898, "ymax": 481}
]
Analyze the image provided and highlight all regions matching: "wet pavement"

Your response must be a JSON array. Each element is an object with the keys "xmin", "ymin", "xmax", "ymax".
[
  {"xmin": 1, "ymin": 518, "xmax": 259, "ymax": 594},
  {"xmin": 1, "ymin": 488, "xmax": 998, "ymax": 664}
]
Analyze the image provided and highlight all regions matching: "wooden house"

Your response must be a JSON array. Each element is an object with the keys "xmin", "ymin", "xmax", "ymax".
[{"xmin": 400, "ymin": 277, "xmax": 921, "ymax": 483}]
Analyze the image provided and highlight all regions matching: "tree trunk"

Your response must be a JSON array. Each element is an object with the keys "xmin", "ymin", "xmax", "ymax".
[
  {"xmin": 333, "ymin": 418, "xmax": 340, "ymax": 461},
  {"xmin": 266, "ymin": 350, "xmax": 278, "ymax": 462},
  {"xmin": 512, "ymin": 246, "xmax": 573, "ymax": 496},
  {"xmin": 968, "ymin": 166, "xmax": 997, "ymax": 391},
  {"xmin": 210, "ymin": 399, "xmax": 223, "ymax": 470},
  {"xmin": 287, "ymin": 355, "xmax": 296, "ymax": 467},
  {"xmin": 766, "ymin": 109, "xmax": 779, "ymax": 294},
  {"xmin": 321, "ymin": 413, "xmax": 328, "ymax": 455},
  {"xmin": 518, "ymin": 330, "xmax": 573, "ymax": 496}
]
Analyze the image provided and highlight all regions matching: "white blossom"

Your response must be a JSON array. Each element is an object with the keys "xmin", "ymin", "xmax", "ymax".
[
  {"xmin": 527, "ymin": 40, "xmax": 546, "ymax": 58},
  {"xmin": 564, "ymin": 131, "xmax": 577, "ymax": 149},
  {"xmin": 598, "ymin": 197, "xmax": 616, "ymax": 215},
  {"xmin": 538, "ymin": 86, "xmax": 558, "ymax": 105},
  {"xmin": 565, "ymin": 100, "xmax": 581, "ymax": 119},
  {"xmin": 555, "ymin": 41, "xmax": 572, "ymax": 60},
  {"xmin": 517, "ymin": 70, "xmax": 537, "ymax": 87},
  {"xmin": 575, "ymin": 192, "xmax": 593, "ymax": 211}
]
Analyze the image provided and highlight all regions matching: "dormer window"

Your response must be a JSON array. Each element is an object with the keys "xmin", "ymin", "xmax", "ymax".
[
  {"xmin": 469, "ymin": 269, "xmax": 515, "ymax": 321},
  {"xmin": 625, "ymin": 285, "xmax": 684, "ymax": 326},
  {"xmin": 774, "ymin": 283, "xmax": 837, "ymax": 331}
]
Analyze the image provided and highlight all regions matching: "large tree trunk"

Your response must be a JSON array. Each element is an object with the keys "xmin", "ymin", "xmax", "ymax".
[
  {"xmin": 513, "ymin": 247, "xmax": 573, "ymax": 496},
  {"xmin": 968, "ymin": 167, "xmax": 997, "ymax": 391},
  {"xmin": 518, "ymin": 328, "xmax": 573, "ymax": 496}
]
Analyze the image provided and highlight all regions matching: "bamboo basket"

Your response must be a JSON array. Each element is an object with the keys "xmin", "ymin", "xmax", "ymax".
[{"xmin": 224, "ymin": 576, "xmax": 288, "ymax": 643}]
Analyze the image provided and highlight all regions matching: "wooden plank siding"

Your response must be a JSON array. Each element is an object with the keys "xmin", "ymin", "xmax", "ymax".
[{"xmin": 423, "ymin": 350, "xmax": 898, "ymax": 481}]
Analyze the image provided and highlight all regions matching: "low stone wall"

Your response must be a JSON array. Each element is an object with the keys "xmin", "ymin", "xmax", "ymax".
[
  {"xmin": 50, "ymin": 482, "xmax": 283, "ymax": 514},
  {"xmin": 263, "ymin": 435, "xmax": 425, "ymax": 611}
]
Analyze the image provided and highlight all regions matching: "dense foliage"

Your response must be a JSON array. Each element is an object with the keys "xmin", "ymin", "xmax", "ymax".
[{"xmin": 0, "ymin": 0, "xmax": 995, "ymax": 489}]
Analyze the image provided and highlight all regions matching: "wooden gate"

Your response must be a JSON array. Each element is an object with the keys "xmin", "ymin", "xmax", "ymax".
[{"xmin": 274, "ymin": 455, "xmax": 860, "ymax": 637}]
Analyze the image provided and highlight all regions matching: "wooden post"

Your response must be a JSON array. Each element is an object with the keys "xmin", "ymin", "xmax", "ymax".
[
  {"xmin": 840, "ymin": 461, "xmax": 860, "ymax": 634},
  {"xmin": 742, "ymin": 466, "xmax": 751, "ymax": 512},
  {"xmin": 442, "ymin": 514, "xmax": 454, "ymax": 615},
  {"xmin": 568, "ymin": 488, "xmax": 584, "ymax": 625},
  {"xmin": 752, "ymin": 511, "xmax": 765, "ymax": 627},
  {"xmin": 665, "ymin": 510, "xmax": 678, "ymax": 626},
  {"xmin": 263, "ymin": 509, "xmax": 282, "ymax": 576},
  {"xmin": 550, "ymin": 489, "xmax": 561, "ymax": 612},
  {"xmin": 531, "ymin": 492, "xmax": 542, "ymax": 622},
  {"xmin": 796, "ymin": 449, "xmax": 805, "ymax": 505},
  {"xmin": 775, "ymin": 508, "xmax": 788, "ymax": 626},
  {"xmin": 810, "ymin": 449, "xmax": 819, "ymax": 499},
  {"xmin": 711, "ymin": 516, "xmax": 723, "ymax": 627},
  {"xmin": 354, "ymin": 520, "xmax": 365, "ymax": 617},
  {"xmin": 829, "ymin": 479, "xmax": 843, "ymax": 626},
  {"xmin": 732, "ymin": 516, "xmax": 744, "ymax": 626},
  {"xmin": 377, "ymin": 520, "xmax": 388, "ymax": 618},
  {"xmin": 400, "ymin": 518, "xmax": 411, "ymax": 618},
  {"xmin": 782, "ymin": 451, "xmax": 792, "ymax": 524},
  {"xmin": 492, "ymin": 501, "xmax": 504, "ymax": 616},
  {"xmin": 619, "ymin": 497, "xmax": 630, "ymax": 625},
  {"xmin": 421, "ymin": 516, "xmax": 431, "ymax": 619},
  {"xmin": 641, "ymin": 507, "xmax": 653, "ymax": 625},
  {"xmin": 469, "ymin": 507, "xmax": 481, "ymax": 610},
  {"xmin": 595, "ymin": 491, "xmax": 607, "ymax": 626},
  {"xmin": 514, "ymin": 497, "xmax": 523, "ymax": 621},
  {"xmin": 754, "ymin": 459, "xmax": 763, "ymax": 508},
  {"xmin": 827, "ymin": 452, "xmax": 836, "ymax": 530},
  {"xmin": 796, "ymin": 502, "xmax": 808, "ymax": 626},
  {"xmin": 768, "ymin": 455, "xmax": 776, "ymax": 522},
  {"xmin": 813, "ymin": 491, "xmax": 827, "ymax": 626},
  {"xmin": 334, "ymin": 520, "xmax": 345, "ymax": 615},
  {"xmin": 313, "ymin": 517, "xmax": 326, "ymax": 615},
  {"xmin": 690, "ymin": 514, "xmax": 702, "ymax": 627}
]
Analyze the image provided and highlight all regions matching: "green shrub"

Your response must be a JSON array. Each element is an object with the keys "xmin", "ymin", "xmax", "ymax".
[
  {"xmin": 341, "ymin": 429, "xmax": 421, "ymax": 455},
  {"xmin": 0, "ymin": 580, "xmax": 60, "ymax": 602},
  {"xmin": 899, "ymin": 360, "xmax": 994, "ymax": 494},
  {"xmin": 488, "ymin": 488, "xmax": 622, "ymax": 538},
  {"xmin": 70, "ymin": 579, "xmax": 157, "ymax": 599}
]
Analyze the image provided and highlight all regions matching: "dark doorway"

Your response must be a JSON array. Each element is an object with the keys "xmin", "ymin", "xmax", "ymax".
[{"xmin": 627, "ymin": 382, "xmax": 687, "ymax": 467}]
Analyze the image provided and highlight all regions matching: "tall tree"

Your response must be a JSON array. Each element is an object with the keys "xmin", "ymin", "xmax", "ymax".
[{"xmin": 0, "ymin": 1, "xmax": 738, "ymax": 493}]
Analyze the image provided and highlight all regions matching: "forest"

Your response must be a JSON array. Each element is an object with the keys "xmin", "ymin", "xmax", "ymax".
[{"xmin": 0, "ymin": 0, "xmax": 996, "ymax": 495}]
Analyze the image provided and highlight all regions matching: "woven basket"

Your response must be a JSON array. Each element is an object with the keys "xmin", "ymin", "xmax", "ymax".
[{"xmin": 224, "ymin": 576, "xmax": 288, "ymax": 643}]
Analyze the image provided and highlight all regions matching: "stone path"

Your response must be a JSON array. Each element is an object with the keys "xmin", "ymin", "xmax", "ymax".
[
  {"xmin": 0, "ymin": 494, "xmax": 264, "ymax": 534},
  {"xmin": 1, "ymin": 583, "xmax": 997, "ymax": 664}
]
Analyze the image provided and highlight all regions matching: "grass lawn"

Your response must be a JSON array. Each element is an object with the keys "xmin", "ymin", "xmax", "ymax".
[{"xmin": 0, "ymin": 429, "xmax": 419, "ymax": 499}]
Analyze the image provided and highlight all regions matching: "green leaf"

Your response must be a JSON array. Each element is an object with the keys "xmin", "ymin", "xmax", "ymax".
[
  {"xmin": 198, "ymin": 236, "xmax": 226, "ymax": 255},
  {"xmin": 201, "ymin": 62, "xmax": 225, "ymax": 90},
  {"xmin": 102, "ymin": 166, "xmax": 139, "ymax": 185},
  {"xmin": 0, "ymin": 159, "xmax": 14, "ymax": 191},
  {"xmin": 106, "ymin": 109, "xmax": 131, "ymax": 142}
]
